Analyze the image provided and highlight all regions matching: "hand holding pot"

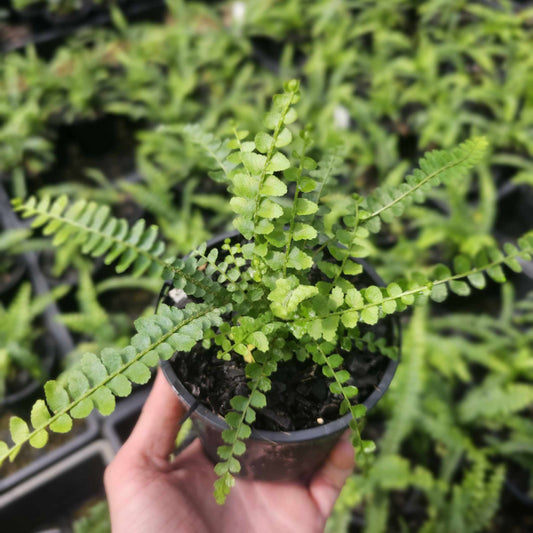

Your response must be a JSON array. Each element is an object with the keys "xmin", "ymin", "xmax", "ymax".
[{"xmin": 104, "ymin": 370, "xmax": 355, "ymax": 533}]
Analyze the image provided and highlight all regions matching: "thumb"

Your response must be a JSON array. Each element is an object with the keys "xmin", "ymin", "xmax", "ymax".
[
  {"xmin": 308, "ymin": 432, "xmax": 355, "ymax": 519},
  {"xmin": 121, "ymin": 368, "xmax": 185, "ymax": 466}
]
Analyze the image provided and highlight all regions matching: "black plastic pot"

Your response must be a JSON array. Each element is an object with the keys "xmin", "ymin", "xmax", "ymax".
[
  {"xmin": 1, "ymin": 334, "xmax": 57, "ymax": 410},
  {"xmin": 2, "ymin": 0, "xmax": 167, "ymax": 54},
  {"xmin": 161, "ymin": 231, "xmax": 401, "ymax": 482},
  {"xmin": 0, "ymin": 258, "xmax": 26, "ymax": 297},
  {"xmin": 0, "ymin": 414, "xmax": 99, "ymax": 494},
  {"xmin": 43, "ymin": 0, "xmax": 92, "ymax": 26},
  {"xmin": 0, "ymin": 440, "xmax": 113, "ymax": 531}
]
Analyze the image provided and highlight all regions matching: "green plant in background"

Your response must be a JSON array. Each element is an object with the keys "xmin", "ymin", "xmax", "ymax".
[
  {"xmin": 2, "ymin": 0, "xmax": 530, "ymax": 265},
  {"xmin": 327, "ymin": 303, "xmax": 513, "ymax": 533},
  {"xmin": 431, "ymin": 288, "xmax": 533, "ymax": 499},
  {"xmin": 327, "ymin": 280, "xmax": 533, "ymax": 532},
  {"xmin": 2, "ymin": 0, "xmax": 531, "ymax": 242},
  {"xmin": 0, "ymin": 83, "xmax": 531, "ymax": 506},
  {"xmin": 72, "ymin": 499, "xmax": 111, "ymax": 533},
  {"xmin": 57, "ymin": 265, "xmax": 136, "ymax": 369},
  {"xmin": 0, "ymin": 227, "xmax": 29, "ymax": 280},
  {"xmin": 0, "ymin": 282, "xmax": 68, "ymax": 401}
]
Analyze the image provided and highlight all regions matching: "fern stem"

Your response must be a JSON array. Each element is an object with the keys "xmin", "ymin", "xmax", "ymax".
[
  {"xmin": 228, "ymin": 378, "xmax": 261, "ymax": 456},
  {"xmin": 312, "ymin": 236, "xmax": 335, "ymax": 259},
  {"xmin": 282, "ymin": 160, "xmax": 305, "ymax": 277},
  {"xmin": 309, "ymin": 147, "xmax": 340, "ymax": 225},
  {"xmin": 316, "ymin": 345, "xmax": 366, "ymax": 460},
  {"xmin": 252, "ymin": 89, "xmax": 299, "ymax": 228},
  {"xmin": 333, "ymin": 203, "xmax": 360, "ymax": 285}
]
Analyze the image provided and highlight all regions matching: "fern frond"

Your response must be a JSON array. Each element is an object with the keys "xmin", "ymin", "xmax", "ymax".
[
  {"xmin": 214, "ymin": 351, "xmax": 280, "ymax": 504},
  {"xmin": 380, "ymin": 306, "xmax": 426, "ymax": 455},
  {"xmin": 2, "ymin": 282, "xmax": 33, "ymax": 343},
  {"xmin": 13, "ymin": 195, "xmax": 165, "ymax": 276},
  {"xmin": 212, "ymin": 314, "xmax": 274, "ymax": 362},
  {"xmin": 364, "ymin": 490, "xmax": 389, "ymax": 533},
  {"xmin": 0, "ymin": 283, "xmax": 67, "ymax": 388},
  {"xmin": 426, "ymin": 454, "xmax": 505, "ymax": 533},
  {"xmin": 182, "ymin": 124, "xmax": 237, "ymax": 183},
  {"xmin": 0, "ymin": 303, "xmax": 226, "ymax": 465},
  {"xmin": 192, "ymin": 239, "xmax": 260, "ymax": 306},
  {"xmin": 353, "ymin": 330, "xmax": 399, "ymax": 361},
  {"xmin": 12, "ymin": 195, "xmax": 218, "ymax": 298},
  {"xmin": 72, "ymin": 500, "xmax": 110, "ymax": 533},
  {"xmin": 227, "ymin": 80, "xmax": 300, "ymax": 241},
  {"xmin": 459, "ymin": 381, "xmax": 533, "ymax": 423},
  {"xmin": 312, "ymin": 343, "xmax": 371, "ymax": 460},
  {"xmin": 309, "ymin": 146, "xmax": 344, "ymax": 209},
  {"xmin": 360, "ymin": 137, "xmax": 489, "ymax": 233},
  {"xmin": 291, "ymin": 235, "xmax": 533, "ymax": 340}
]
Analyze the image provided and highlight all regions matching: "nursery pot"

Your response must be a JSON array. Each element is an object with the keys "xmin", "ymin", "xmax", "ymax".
[
  {"xmin": 1, "ymin": 334, "xmax": 57, "ymax": 409},
  {"xmin": 43, "ymin": 0, "xmax": 92, "ymax": 25},
  {"xmin": 0, "ymin": 258, "xmax": 26, "ymax": 296},
  {"xmin": 0, "ymin": 440, "xmax": 113, "ymax": 530},
  {"xmin": 161, "ymin": 231, "xmax": 401, "ymax": 482}
]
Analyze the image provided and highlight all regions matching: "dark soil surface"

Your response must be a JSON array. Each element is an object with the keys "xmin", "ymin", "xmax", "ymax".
[{"xmin": 171, "ymin": 319, "xmax": 392, "ymax": 432}]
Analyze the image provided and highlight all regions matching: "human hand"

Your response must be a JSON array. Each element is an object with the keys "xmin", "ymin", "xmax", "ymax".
[{"xmin": 105, "ymin": 370, "xmax": 355, "ymax": 533}]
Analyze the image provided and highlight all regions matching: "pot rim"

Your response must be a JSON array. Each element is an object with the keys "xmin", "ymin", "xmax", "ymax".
[{"xmin": 160, "ymin": 230, "xmax": 401, "ymax": 444}]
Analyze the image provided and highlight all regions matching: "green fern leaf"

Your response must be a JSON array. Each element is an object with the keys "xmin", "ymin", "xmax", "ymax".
[
  {"xmin": 360, "ymin": 137, "xmax": 489, "ymax": 232},
  {"xmin": 0, "ymin": 303, "xmax": 226, "ymax": 467}
]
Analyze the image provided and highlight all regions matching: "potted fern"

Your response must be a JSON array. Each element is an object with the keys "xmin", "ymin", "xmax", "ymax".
[{"xmin": 1, "ymin": 81, "xmax": 532, "ymax": 505}]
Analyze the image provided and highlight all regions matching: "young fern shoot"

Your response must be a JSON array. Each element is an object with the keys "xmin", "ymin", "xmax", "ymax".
[{"xmin": 1, "ymin": 82, "xmax": 532, "ymax": 506}]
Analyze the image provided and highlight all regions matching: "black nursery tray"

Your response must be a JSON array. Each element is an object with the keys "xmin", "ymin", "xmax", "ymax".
[
  {"xmin": 0, "ymin": 413, "xmax": 99, "ymax": 494},
  {"xmin": 0, "ymin": 440, "xmax": 114, "ymax": 532},
  {"xmin": 1, "ymin": 0, "xmax": 167, "ymax": 54}
]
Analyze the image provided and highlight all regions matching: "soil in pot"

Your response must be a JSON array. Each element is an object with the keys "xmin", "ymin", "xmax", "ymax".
[{"xmin": 171, "ymin": 318, "xmax": 391, "ymax": 433}]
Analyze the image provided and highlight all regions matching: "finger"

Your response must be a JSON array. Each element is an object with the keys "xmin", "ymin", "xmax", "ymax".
[
  {"xmin": 122, "ymin": 369, "xmax": 185, "ymax": 465},
  {"xmin": 308, "ymin": 432, "xmax": 355, "ymax": 519}
]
